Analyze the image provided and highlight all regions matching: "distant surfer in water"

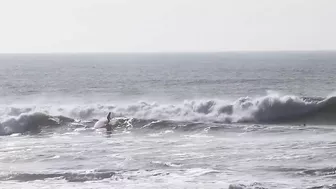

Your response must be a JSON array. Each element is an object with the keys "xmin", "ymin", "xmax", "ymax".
[{"xmin": 106, "ymin": 112, "xmax": 112, "ymax": 133}]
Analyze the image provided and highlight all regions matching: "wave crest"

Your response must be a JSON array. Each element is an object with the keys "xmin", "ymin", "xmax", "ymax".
[{"xmin": 1, "ymin": 93, "xmax": 336, "ymax": 135}]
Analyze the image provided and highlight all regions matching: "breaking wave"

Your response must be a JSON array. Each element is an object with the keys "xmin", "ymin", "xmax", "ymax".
[{"xmin": 1, "ymin": 93, "xmax": 336, "ymax": 135}]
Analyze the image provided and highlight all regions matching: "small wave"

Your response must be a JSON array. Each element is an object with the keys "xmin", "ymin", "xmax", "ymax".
[
  {"xmin": 228, "ymin": 182, "xmax": 267, "ymax": 189},
  {"xmin": 307, "ymin": 184, "xmax": 336, "ymax": 189},
  {"xmin": 150, "ymin": 161, "xmax": 182, "ymax": 168},
  {"xmin": 268, "ymin": 166, "xmax": 336, "ymax": 177},
  {"xmin": 300, "ymin": 167, "xmax": 336, "ymax": 177},
  {"xmin": 0, "ymin": 170, "xmax": 116, "ymax": 182}
]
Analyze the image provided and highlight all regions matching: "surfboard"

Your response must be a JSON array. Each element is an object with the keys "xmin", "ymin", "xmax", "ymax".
[
  {"xmin": 94, "ymin": 119, "xmax": 108, "ymax": 129},
  {"xmin": 94, "ymin": 118, "xmax": 117, "ymax": 129}
]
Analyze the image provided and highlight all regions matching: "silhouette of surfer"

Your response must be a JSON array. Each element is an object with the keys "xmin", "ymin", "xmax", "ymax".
[{"xmin": 106, "ymin": 112, "xmax": 112, "ymax": 133}]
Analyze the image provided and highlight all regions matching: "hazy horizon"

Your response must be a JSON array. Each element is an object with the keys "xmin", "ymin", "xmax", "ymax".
[{"xmin": 1, "ymin": 50, "xmax": 336, "ymax": 55}]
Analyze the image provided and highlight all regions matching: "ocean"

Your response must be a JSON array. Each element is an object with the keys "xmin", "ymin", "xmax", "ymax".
[{"xmin": 0, "ymin": 52, "xmax": 336, "ymax": 189}]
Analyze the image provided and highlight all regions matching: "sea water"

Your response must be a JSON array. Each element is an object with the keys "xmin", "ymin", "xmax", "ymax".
[{"xmin": 1, "ymin": 52, "xmax": 336, "ymax": 189}]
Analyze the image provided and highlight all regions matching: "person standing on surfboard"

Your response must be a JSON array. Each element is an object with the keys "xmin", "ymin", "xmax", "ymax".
[{"xmin": 106, "ymin": 112, "xmax": 112, "ymax": 133}]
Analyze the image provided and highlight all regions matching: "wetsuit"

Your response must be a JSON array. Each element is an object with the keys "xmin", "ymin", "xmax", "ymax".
[{"xmin": 106, "ymin": 112, "xmax": 112, "ymax": 132}]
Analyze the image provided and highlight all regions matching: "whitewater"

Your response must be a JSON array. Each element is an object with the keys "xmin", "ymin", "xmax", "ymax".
[{"xmin": 1, "ymin": 52, "xmax": 336, "ymax": 189}]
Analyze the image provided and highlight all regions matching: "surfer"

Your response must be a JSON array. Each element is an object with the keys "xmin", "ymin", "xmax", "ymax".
[{"xmin": 106, "ymin": 112, "xmax": 112, "ymax": 133}]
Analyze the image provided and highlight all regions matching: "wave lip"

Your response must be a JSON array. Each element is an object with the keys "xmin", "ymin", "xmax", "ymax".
[
  {"xmin": 102, "ymin": 94, "xmax": 336, "ymax": 125},
  {"xmin": 0, "ymin": 112, "xmax": 74, "ymax": 136}
]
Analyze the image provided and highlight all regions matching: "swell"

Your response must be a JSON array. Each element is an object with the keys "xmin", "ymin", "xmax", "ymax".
[
  {"xmin": 1, "ymin": 94, "xmax": 336, "ymax": 135},
  {"xmin": 271, "ymin": 166, "xmax": 336, "ymax": 177},
  {"xmin": 0, "ymin": 170, "xmax": 116, "ymax": 182}
]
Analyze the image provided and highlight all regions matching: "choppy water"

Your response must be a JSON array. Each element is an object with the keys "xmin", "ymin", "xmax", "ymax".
[{"xmin": 1, "ymin": 52, "xmax": 336, "ymax": 189}]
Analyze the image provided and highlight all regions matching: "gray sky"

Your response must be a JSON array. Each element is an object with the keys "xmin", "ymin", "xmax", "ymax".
[{"xmin": 0, "ymin": 0, "xmax": 335, "ymax": 53}]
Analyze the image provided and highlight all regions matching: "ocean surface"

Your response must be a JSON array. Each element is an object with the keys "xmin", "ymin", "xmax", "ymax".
[{"xmin": 1, "ymin": 52, "xmax": 336, "ymax": 189}]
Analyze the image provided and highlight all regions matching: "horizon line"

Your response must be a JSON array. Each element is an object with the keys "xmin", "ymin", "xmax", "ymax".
[{"xmin": 1, "ymin": 50, "xmax": 336, "ymax": 55}]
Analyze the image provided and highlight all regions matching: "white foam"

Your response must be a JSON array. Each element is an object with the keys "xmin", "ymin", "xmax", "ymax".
[{"xmin": 1, "ymin": 92, "xmax": 335, "ymax": 135}]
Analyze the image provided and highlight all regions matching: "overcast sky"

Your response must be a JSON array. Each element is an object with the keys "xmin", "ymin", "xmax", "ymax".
[{"xmin": 0, "ymin": 0, "xmax": 335, "ymax": 53}]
